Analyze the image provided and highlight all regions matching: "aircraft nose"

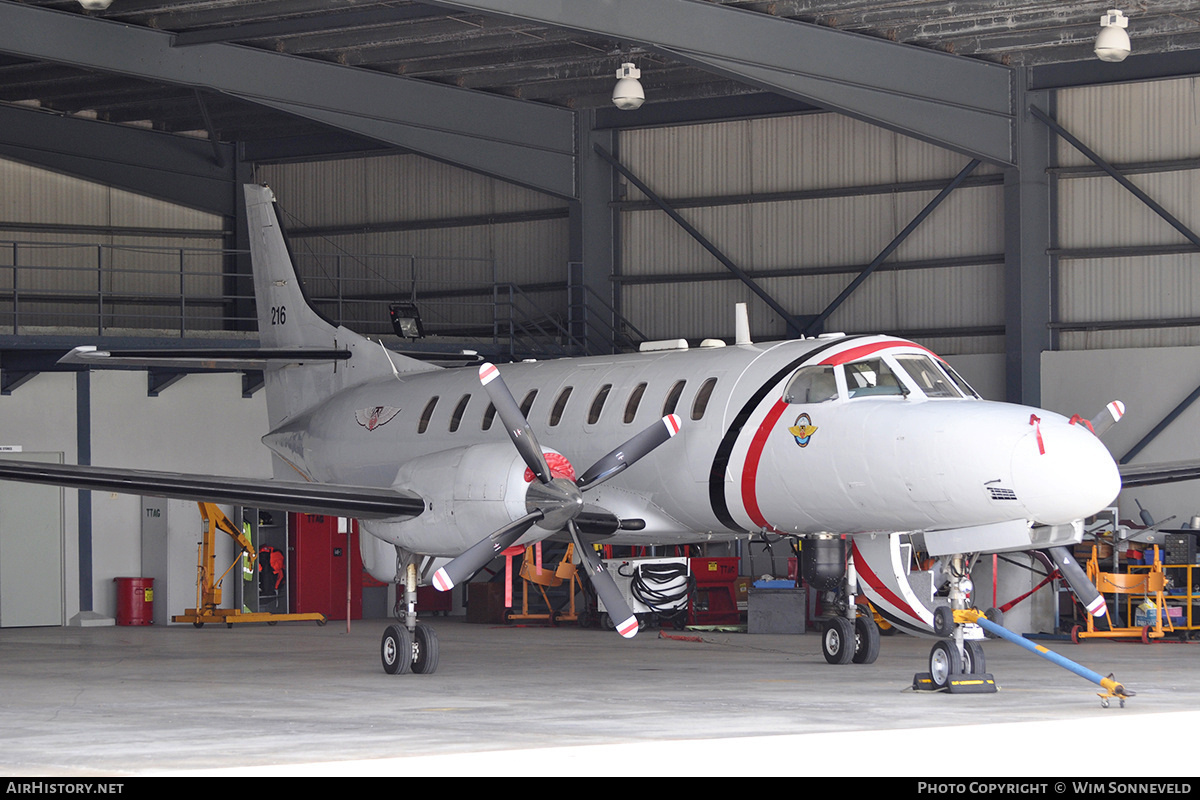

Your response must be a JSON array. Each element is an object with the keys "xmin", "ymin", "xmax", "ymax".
[{"xmin": 1010, "ymin": 416, "xmax": 1121, "ymax": 525}]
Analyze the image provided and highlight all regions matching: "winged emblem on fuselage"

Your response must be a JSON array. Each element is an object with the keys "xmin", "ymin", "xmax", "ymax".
[{"xmin": 355, "ymin": 405, "xmax": 402, "ymax": 431}]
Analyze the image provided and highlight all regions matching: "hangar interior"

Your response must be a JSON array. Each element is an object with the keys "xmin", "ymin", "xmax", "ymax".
[{"xmin": 0, "ymin": 1, "xmax": 1199, "ymax": 661}]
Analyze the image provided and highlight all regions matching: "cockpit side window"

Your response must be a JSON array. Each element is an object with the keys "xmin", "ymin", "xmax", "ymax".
[
  {"xmin": 844, "ymin": 358, "xmax": 906, "ymax": 398},
  {"xmin": 784, "ymin": 366, "xmax": 839, "ymax": 404},
  {"xmin": 894, "ymin": 355, "xmax": 960, "ymax": 398}
]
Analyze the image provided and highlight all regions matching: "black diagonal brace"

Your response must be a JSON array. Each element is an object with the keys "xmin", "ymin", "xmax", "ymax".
[
  {"xmin": 805, "ymin": 158, "xmax": 981, "ymax": 336},
  {"xmin": 593, "ymin": 143, "xmax": 807, "ymax": 337}
]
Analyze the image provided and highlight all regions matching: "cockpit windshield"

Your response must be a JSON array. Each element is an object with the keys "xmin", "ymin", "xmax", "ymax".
[
  {"xmin": 894, "ymin": 354, "xmax": 960, "ymax": 398},
  {"xmin": 844, "ymin": 358, "xmax": 906, "ymax": 398}
]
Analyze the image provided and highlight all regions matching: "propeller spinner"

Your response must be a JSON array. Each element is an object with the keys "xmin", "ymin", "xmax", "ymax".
[{"xmin": 432, "ymin": 363, "xmax": 682, "ymax": 639}]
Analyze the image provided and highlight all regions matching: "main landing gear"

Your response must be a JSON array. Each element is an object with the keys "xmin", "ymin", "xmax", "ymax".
[
  {"xmin": 380, "ymin": 555, "xmax": 441, "ymax": 676},
  {"xmin": 817, "ymin": 545, "xmax": 881, "ymax": 665},
  {"xmin": 820, "ymin": 613, "xmax": 881, "ymax": 665}
]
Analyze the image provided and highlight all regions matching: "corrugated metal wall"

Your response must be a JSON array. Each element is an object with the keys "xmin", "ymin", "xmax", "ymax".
[
  {"xmin": 1054, "ymin": 76, "xmax": 1200, "ymax": 350},
  {"xmin": 616, "ymin": 114, "xmax": 1005, "ymax": 354},
  {"xmin": 256, "ymin": 153, "xmax": 570, "ymax": 338},
  {"xmin": 0, "ymin": 159, "xmax": 225, "ymax": 333}
]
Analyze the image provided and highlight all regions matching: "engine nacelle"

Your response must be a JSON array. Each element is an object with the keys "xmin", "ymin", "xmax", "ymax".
[{"xmin": 362, "ymin": 442, "xmax": 548, "ymax": 558}]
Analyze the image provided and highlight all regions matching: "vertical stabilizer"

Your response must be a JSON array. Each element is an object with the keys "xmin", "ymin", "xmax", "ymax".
[{"xmin": 243, "ymin": 184, "xmax": 434, "ymax": 431}]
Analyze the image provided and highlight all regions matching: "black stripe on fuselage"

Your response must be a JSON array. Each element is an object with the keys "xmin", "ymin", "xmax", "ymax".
[{"xmin": 707, "ymin": 335, "xmax": 870, "ymax": 533}]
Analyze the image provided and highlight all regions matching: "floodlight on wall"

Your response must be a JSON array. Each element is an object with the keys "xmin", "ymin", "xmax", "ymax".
[
  {"xmin": 389, "ymin": 302, "xmax": 425, "ymax": 339},
  {"xmin": 612, "ymin": 63, "xmax": 645, "ymax": 111},
  {"xmin": 1095, "ymin": 10, "xmax": 1131, "ymax": 62},
  {"xmin": 78, "ymin": 0, "xmax": 114, "ymax": 9}
]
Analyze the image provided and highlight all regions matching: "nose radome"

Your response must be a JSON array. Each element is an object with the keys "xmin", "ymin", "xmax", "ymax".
[{"xmin": 1011, "ymin": 418, "xmax": 1121, "ymax": 526}]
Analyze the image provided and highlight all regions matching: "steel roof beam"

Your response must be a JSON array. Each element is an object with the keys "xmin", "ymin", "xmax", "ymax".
[
  {"xmin": 427, "ymin": 0, "xmax": 1017, "ymax": 165},
  {"xmin": 0, "ymin": 2, "xmax": 578, "ymax": 198},
  {"xmin": 0, "ymin": 103, "xmax": 235, "ymax": 216}
]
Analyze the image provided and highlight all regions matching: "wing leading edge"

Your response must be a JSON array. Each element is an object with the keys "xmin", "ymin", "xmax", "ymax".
[
  {"xmin": 0, "ymin": 460, "xmax": 424, "ymax": 521},
  {"xmin": 1119, "ymin": 460, "xmax": 1200, "ymax": 488}
]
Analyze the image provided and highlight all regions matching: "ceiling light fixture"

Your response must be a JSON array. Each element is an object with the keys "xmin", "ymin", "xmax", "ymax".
[
  {"xmin": 1095, "ymin": 10, "xmax": 1131, "ymax": 62},
  {"xmin": 612, "ymin": 63, "xmax": 645, "ymax": 111},
  {"xmin": 78, "ymin": 0, "xmax": 114, "ymax": 9}
]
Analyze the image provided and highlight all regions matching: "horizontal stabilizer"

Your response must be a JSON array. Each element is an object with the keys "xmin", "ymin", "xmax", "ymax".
[
  {"xmin": 0, "ymin": 460, "xmax": 424, "ymax": 521},
  {"xmin": 58, "ymin": 345, "xmax": 349, "ymax": 371}
]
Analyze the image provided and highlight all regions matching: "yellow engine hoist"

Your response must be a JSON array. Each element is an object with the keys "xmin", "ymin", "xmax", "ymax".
[{"xmin": 172, "ymin": 502, "xmax": 326, "ymax": 628}]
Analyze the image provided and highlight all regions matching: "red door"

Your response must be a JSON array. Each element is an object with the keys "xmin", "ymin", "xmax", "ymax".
[{"xmin": 291, "ymin": 513, "xmax": 363, "ymax": 620}]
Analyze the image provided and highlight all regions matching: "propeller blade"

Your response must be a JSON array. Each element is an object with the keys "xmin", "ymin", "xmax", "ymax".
[
  {"xmin": 576, "ymin": 414, "xmax": 682, "ymax": 492},
  {"xmin": 1089, "ymin": 400, "xmax": 1125, "ymax": 438},
  {"xmin": 479, "ymin": 362, "xmax": 552, "ymax": 484},
  {"xmin": 1047, "ymin": 546, "xmax": 1107, "ymax": 617},
  {"xmin": 432, "ymin": 511, "xmax": 542, "ymax": 592},
  {"xmin": 569, "ymin": 521, "xmax": 638, "ymax": 638}
]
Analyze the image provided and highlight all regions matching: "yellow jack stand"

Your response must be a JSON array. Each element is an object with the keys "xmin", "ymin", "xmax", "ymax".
[
  {"xmin": 172, "ymin": 502, "xmax": 326, "ymax": 628},
  {"xmin": 1072, "ymin": 544, "xmax": 1170, "ymax": 644},
  {"xmin": 505, "ymin": 543, "xmax": 580, "ymax": 626}
]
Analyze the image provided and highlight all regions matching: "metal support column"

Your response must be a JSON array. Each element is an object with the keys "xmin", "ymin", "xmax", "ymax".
[
  {"xmin": 570, "ymin": 111, "xmax": 618, "ymax": 355},
  {"xmin": 1005, "ymin": 89, "xmax": 1054, "ymax": 407}
]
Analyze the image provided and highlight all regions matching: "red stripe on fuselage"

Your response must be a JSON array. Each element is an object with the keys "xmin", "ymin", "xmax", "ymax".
[
  {"xmin": 736, "ymin": 338, "xmax": 936, "ymax": 532},
  {"xmin": 740, "ymin": 399, "xmax": 789, "ymax": 533},
  {"xmin": 851, "ymin": 539, "xmax": 930, "ymax": 628},
  {"xmin": 819, "ymin": 339, "xmax": 938, "ymax": 366}
]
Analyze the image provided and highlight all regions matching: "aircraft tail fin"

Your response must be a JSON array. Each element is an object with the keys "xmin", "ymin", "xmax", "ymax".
[{"xmin": 244, "ymin": 184, "xmax": 435, "ymax": 428}]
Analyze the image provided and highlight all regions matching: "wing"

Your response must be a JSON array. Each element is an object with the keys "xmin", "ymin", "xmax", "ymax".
[
  {"xmin": 1119, "ymin": 460, "xmax": 1200, "ymax": 488},
  {"xmin": 0, "ymin": 460, "xmax": 424, "ymax": 520}
]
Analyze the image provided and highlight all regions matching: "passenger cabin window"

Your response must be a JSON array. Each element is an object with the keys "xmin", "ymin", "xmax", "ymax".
[
  {"xmin": 662, "ymin": 380, "xmax": 686, "ymax": 416},
  {"xmin": 418, "ymin": 396, "xmax": 439, "ymax": 434},
  {"xmin": 549, "ymin": 386, "xmax": 572, "ymax": 426},
  {"xmin": 624, "ymin": 382, "xmax": 647, "ymax": 424},
  {"xmin": 520, "ymin": 390, "xmax": 538, "ymax": 417},
  {"xmin": 449, "ymin": 394, "xmax": 471, "ymax": 432},
  {"xmin": 844, "ymin": 359, "xmax": 906, "ymax": 398},
  {"xmin": 784, "ymin": 367, "xmax": 838, "ymax": 404},
  {"xmin": 691, "ymin": 377, "xmax": 718, "ymax": 420},
  {"xmin": 588, "ymin": 384, "xmax": 612, "ymax": 425},
  {"xmin": 482, "ymin": 402, "xmax": 497, "ymax": 431},
  {"xmin": 894, "ymin": 355, "xmax": 960, "ymax": 398}
]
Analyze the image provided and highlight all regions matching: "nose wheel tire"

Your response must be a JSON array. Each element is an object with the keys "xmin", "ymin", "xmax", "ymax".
[
  {"xmin": 962, "ymin": 639, "xmax": 986, "ymax": 674},
  {"xmin": 929, "ymin": 639, "xmax": 962, "ymax": 689},
  {"xmin": 821, "ymin": 617, "xmax": 856, "ymax": 665},
  {"xmin": 381, "ymin": 624, "xmax": 413, "ymax": 675}
]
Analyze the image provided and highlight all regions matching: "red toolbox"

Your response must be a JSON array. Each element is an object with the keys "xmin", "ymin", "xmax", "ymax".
[{"xmin": 688, "ymin": 557, "xmax": 741, "ymax": 625}]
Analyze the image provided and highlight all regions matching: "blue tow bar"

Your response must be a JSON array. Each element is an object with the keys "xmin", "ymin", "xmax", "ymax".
[{"xmin": 959, "ymin": 610, "xmax": 1133, "ymax": 707}]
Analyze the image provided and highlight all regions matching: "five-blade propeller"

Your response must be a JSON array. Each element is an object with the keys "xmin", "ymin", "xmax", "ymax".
[{"xmin": 432, "ymin": 362, "xmax": 682, "ymax": 639}]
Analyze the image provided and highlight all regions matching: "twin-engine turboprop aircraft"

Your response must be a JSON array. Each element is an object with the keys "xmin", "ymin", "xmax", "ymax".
[{"xmin": 0, "ymin": 184, "xmax": 1150, "ymax": 683}]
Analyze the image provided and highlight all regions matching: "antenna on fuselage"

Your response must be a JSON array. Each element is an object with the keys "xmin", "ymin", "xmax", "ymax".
[
  {"xmin": 735, "ymin": 302, "xmax": 752, "ymax": 346},
  {"xmin": 378, "ymin": 340, "xmax": 401, "ymax": 380}
]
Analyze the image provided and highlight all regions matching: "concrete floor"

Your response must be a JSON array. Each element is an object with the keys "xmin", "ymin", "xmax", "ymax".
[{"xmin": 2, "ymin": 616, "xmax": 1199, "ymax": 777}]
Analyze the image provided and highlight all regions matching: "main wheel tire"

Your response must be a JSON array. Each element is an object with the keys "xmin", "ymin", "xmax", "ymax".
[
  {"xmin": 962, "ymin": 639, "xmax": 986, "ymax": 674},
  {"xmin": 851, "ymin": 615, "xmax": 881, "ymax": 664},
  {"xmin": 381, "ymin": 624, "xmax": 412, "ymax": 675},
  {"xmin": 412, "ymin": 622, "xmax": 440, "ymax": 675},
  {"xmin": 929, "ymin": 639, "xmax": 962, "ymax": 689},
  {"xmin": 822, "ymin": 617, "xmax": 855, "ymax": 665}
]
